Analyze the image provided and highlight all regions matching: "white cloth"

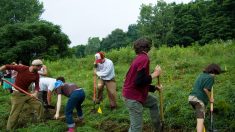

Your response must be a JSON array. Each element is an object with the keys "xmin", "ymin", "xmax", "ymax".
[
  {"xmin": 38, "ymin": 66, "xmax": 47, "ymax": 78},
  {"xmin": 39, "ymin": 77, "xmax": 56, "ymax": 91},
  {"xmin": 96, "ymin": 58, "xmax": 115, "ymax": 80}
]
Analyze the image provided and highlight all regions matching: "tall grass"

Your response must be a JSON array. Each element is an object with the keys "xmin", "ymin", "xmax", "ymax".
[{"xmin": 0, "ymin": 40, "xmax": 234, "ymax": 131}]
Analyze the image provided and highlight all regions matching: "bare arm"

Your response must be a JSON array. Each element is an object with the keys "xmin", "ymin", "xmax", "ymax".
[
  {"xmin": 0, "ymin": 65, "xmax": 6, "ymax": 71},
  {"xmin": 47, "ymin": 90, "xmax": 52, "ymax": 105},
  {"xmin": 204, "ymin": 88, "xmax": 214, "ymax": 103},
  {"xmin": 54, "ymin": 94, "xmax": 62, "ymax": 119}
]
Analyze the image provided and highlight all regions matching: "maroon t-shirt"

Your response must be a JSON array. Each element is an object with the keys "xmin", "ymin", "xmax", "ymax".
[
  {"xmin": 122, "ymin": 52, "xmax": 150, "ymax": 104},
  {"xmin": 5, "ymin": 65, "xmax": 40, "ymax": 92}
]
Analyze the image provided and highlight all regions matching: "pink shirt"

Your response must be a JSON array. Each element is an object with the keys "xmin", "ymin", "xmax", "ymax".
[{"xmin": 122, "ymin": 53, "xmax": 150, "ymax": 104}]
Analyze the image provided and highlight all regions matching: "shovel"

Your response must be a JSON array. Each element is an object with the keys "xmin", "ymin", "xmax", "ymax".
[
  {"xmin": 209, "ymin": 87, "xmax": 217, "ymax": 132},
  {"xmin": 2, "ymin": 78, "xmax": 39, "ymax": 101},
  {"xmin": 2, "ymin": 78, "xmax": 54, "ymax": 109},
  {"xmin": 91, "ymin": 70, "xmax": 102, "ymax": 114},
  {"xmin": 157, "ymin": 76, "xmax": 164, "ymax": 131}
]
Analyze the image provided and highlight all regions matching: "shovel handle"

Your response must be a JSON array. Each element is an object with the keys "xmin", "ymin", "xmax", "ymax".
[
  {"xmin": 157, "ymin": 76, "xmax": 164, "ymax": 121},
  {"xmin": 157, "ymin": 76, "xmax": 164, "ymax": 131},
  {"xmin": 2, "ymin": 78, "xmax": 40, "ymax": 101},
  {"xmin": 93, "ymin": 70, "xmax": 97, "ymax": 102},
  {"xmin": 2, "ymin": 78, "xmax": 32, "ymax": 96},
  {"xmin": 210, "ymin": 87, "xmax": 214, "ymax": 112}
]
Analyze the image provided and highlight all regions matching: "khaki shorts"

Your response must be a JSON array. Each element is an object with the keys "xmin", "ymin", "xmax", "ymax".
[{"xmin": 188, "ymin": 95, "xmax": 205, "ymax": 119}]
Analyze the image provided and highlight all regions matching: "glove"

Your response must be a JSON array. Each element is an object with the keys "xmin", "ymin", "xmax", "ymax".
[{"xmin": 149, "ymin": 85, "xmax": 156, "ymax": 93}]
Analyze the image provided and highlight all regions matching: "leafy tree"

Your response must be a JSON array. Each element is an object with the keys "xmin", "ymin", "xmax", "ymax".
[
  {"xmin": 126, "ymin": 24, "xmax": 141, "ymax": 43},
  {"xmin": 84, "ymin": 37, "xmax": 101, "ymax": 55},
  {"xmin": 0, "ymin": 0, "xmax": 43, "ymax": 27},
  {"xmin": 100, "ymin": 29, "xmax": 128, "ymax": 51},
  {"xmin": 138, "ymin": 0, "xmax": 174, "ymax": 47},
  {"xmin": 152, "ymin": 1, "xmax": 175, "ymax": 47},
  {"xmin": 138, "ymin": 4, "xmax": 155, "ymax": 40},
  {"xmin": 73, "ymin": 45, "xmax": 86, "ymax": 58},
  {"xmin": 0, "ymin": 21, "xmax": 70, "ymax": 65},
  {"xmin": 172, "ymin": 2, "xmax": 201, "ymax": 46},
  {"xmin": 199, "ymin": 0, "xmax": 235, "ymax": 44}
]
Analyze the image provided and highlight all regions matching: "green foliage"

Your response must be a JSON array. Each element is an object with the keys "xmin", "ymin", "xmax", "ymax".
[
  {"xmin": 100, "ymin": 28, "xmax": 129, "ymax": 51},
  {"xmin": 72, "ymin": 45, "xmax": 86, "ymax": 58},
  {"xmin": 84, "ymin": 37, "xmax": 101, "ymax": 55},
  {"xmin": 0, "ymin": 21, "xmax": 70, "ymax": 65},
  {"xmin": 136, "ymin": 0, "xmax": 235, "ymax": 47},
  {"xmin": 138, "ymin": 1, "xmax": 176, "ymax": 46},
  {"xmin": 126, "ymin": 24, "xmax": 140, "ymax": 43},
  {"xmin": 70, "ymin": 0, "xmax": 235, "ymax": 58},
  {"xmin": 0, "ymin": 0, "xmax": 43, "ymax": 27},
  {"xmin": 0, "ymin": 40, "xmax": 234, "ymax": 131}
]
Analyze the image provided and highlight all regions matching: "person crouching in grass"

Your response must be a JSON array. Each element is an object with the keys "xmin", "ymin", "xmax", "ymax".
[{"xmin": 53, "ymin": 77, "xmax": 85, "ymax": 132}]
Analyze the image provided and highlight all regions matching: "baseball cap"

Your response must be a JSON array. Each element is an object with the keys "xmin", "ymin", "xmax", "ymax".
[
  {"xmin": 31, "ymin": 59, "xmax": 43, "ymax": 66},
  {"xmin": 95, "ymin": 52, "xmax": 105, "ymax": 64}
]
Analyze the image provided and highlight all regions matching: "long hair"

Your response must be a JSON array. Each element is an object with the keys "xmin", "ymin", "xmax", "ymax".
[
  {"xmin": 203, "ymin": 64, "xmax": 222, "ymax": 75},
  {"xmin": 133, "ymin": 37, "xmax": 152, "ymax": 54}
]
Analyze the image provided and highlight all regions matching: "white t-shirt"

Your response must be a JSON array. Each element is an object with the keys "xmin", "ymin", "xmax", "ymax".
[
  {"xmin": 96, "ymin": 58, "xmax": 115, "ymax": 80},
  {"xmin": 39, "ymin": 77, "xmax": 56, "ymax": 91}
]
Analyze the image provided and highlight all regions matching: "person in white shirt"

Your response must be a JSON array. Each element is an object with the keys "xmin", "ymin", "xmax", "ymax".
[
  {"xmin": 38, "ymin": 77, "xmax": 56, "ymax": 107},
  {"xmin": 94, "ymin": 52, "xmax": 117, "ymax": 110}
]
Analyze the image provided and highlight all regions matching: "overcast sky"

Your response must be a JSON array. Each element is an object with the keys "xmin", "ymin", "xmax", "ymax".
[{"xmin": 39, "ymin": 0, "xmax": 191, "ymax": 47}]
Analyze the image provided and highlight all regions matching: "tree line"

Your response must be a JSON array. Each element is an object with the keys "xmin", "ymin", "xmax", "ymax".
[
  {"xmin": 0, "ymin": 0, "xmax": 234, "ymax": 63},
  {"xmin": 73, "ymin": 0, "xmax": 235, "ymax": 58}
]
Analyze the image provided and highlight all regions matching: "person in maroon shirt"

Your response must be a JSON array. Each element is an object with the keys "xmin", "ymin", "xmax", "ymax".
[
  {"xmin": 122, "ymin": 38, "xmax": 162, "ymax": 132},
  {"xmin": 0, "ymin": 59, "xmax": 44, "ymax": 130}
]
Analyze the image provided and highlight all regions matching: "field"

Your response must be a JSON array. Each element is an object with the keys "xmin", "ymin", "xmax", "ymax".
[{"xmin": 0, "ymin": 40, "xmax": 235, "ymax": 132}]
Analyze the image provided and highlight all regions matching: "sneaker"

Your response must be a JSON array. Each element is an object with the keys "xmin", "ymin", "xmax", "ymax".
[{"xmin": 67, "ymin": 127, "xmax": 74, "ymax": 132}]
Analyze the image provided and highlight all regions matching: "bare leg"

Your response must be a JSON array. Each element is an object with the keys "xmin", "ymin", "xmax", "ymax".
[{"xmin": 197, "ymin": 118, "xmax": 204, "ymax": 132}]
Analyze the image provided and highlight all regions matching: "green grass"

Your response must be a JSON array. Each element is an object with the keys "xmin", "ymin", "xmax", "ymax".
[{"xmin": 0, "ymin": 40, "xmax": 235, "ymax": 131}]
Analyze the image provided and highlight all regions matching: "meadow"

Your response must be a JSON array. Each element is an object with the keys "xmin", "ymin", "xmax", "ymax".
[{"xmin": 0, "ymin": 40, "xmax": 234, "ymax": 132}]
